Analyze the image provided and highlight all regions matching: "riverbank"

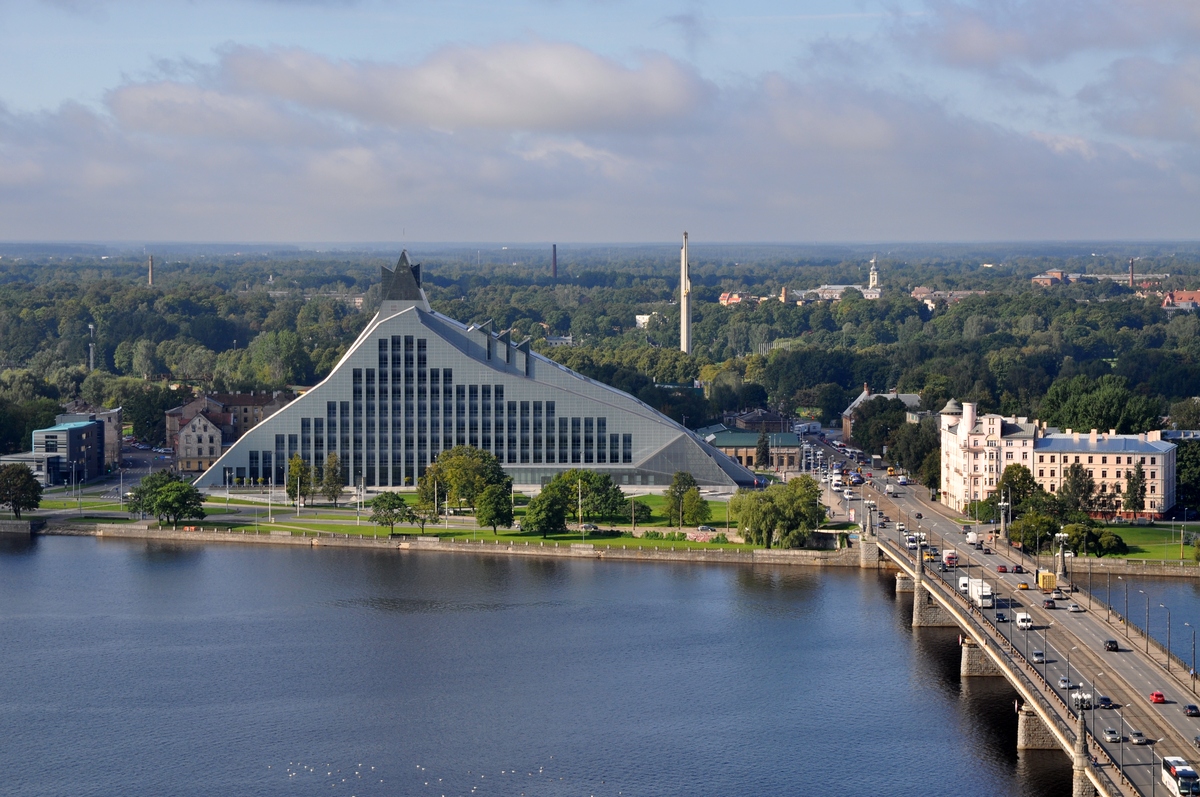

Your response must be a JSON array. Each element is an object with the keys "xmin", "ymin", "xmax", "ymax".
[{"xmin": 56, "ymin": 523, "xmax": 868, "ymax": 568}]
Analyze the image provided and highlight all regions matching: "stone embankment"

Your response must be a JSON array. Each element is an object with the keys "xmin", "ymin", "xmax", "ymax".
[{"xmin": 65, "ymin": 523, "xmax": 871, "ymax": 568}]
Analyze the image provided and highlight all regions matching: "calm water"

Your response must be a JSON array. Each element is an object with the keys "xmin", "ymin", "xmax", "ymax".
[{"xmin": 0, "ymin": 536, "xmax": 1093, "ymax": 796}]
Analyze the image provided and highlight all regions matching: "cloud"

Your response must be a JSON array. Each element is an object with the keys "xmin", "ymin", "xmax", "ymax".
[
  {"xmin": 1081, "ymin": 56, "xmax": 1200, "ymax": 142},
  {"xmin": 898, "ymin": 0, "xmax": 1200, "ymax": 69},
  {"xmin": 0, "ymin": 39, "xmax": 1198, "ymax": 243},
  {"xmin": 219, "ymin": 41, "xmax": 710, "ymax": 133}
]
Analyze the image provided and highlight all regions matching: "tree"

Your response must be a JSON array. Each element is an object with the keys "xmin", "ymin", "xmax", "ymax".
[
  {"xmin": 284, "ymin": 453, "xmax": 313, "ymax": 506},
  {"xmin": 524, "ymin": 487, "xmax": 569, "ymax": 537},
  {"xmin": 1170, "ymin": 397, "xmax": 1200, "ymax": 430},
  {"xmin": 918, "ymin": 449, "xmax": 940, "ymax": 493},
  {"xmin": 1007, "ymin": 512, "xmax": 1057, "ymax": 554},
  {"xmin": 1095, "ymin": 530, "xmax": 1128, "ymax": 558},
  {"xmin": 1124, "ymin": 460, "xmax": 1147, "ymax": 515},
  {"xmin": 154, "ymin": 481, "xmax": 207, "ymax": 530},
  {"xmin": 1039, "ymin": 374, "xmax": 1161, "ymax": 435},
  {"xmin": 0, "ymin": 463, "xmax": 42, "ymax": 519},
  {"xmin": 1063, "ymin": 522, "xmax": 1098, "ymax": 556},
  {"xmin": 476, "ymin": 483, "xmax": 514, "ymax": 534},
  {"xmin": 419, "ymin": 446, "xmax": 508, "ymax": 512},
  {"xmin": 664, "ymin": 471, "xmax": 700, "ymax": 527},
  {"xmin": 627, "ymin": 498, "xmax": 652, "ymax": 525},
  {"xmin": 1176, "ymin": 441, "xmax": 1200, "ymax": 511},
  {"xmin": 730, "ymin": 475, "xmax": 825, "ymax": 549},
  {"xmin": 320, "ymin": 452, "xmax": 344, "ymax": 507},
  {"xmin": 369, "ymin": 492, "xmax": 412, "ymax": 534},
  {"xmin": 681, "ymin": 486, "xmax": 712, "ymax": 526},
  {"xmin": 850, "ymin": 397, "xmax": 908, "ymax": 456},
  {"xmin": 126, "ymin": 470, "xmax": 183, "ymax": 517},
  {"xmin": 756, "ymin": 430, "xmax": 770, "ymax": 469},
  {"xmin": 995, "ymin": 464, "xmax": 1039, "ymax": 508},
  {"xmin": 1059, "ymin": 463, "xmax": 1095, "ymax": 514}
]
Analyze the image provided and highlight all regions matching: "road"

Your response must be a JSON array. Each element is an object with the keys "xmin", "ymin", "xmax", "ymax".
[{"xmin": 877, "ymin": 478, "xmax": 1200, "ymax": 796}]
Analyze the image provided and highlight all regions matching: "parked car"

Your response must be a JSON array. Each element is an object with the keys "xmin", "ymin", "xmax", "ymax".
[
  {"xmin": 1130, "ymin": 731, "xmax": 1148, "ymax": 745},
  {"xmin": 1150, "ymin": 691, "xmax": 1166, "ymax": 704},
  {"xmin": 1103, "ymin": 728, "xmax": 1121, "ymax": 743},
  {"xmin": 581, "ymin": 523, "xmax": 599, "ymax": 531},
  {"xmin": 1104, "ymin": 640, "xmax": 1119, "ymax": 652},
  {"xmin": 997, "ymin": 565, "xmax": 1008, "ymax": 573},
  {"xmin": 1043, "ymin": 599, "xmax": 1057, "ymax": 609},
  {"xmin": 698, "ymin": 525, "xmax": 715, "ymax": 532},
  {"xmin": 1185, "ymin": 704, "xmax": 1200, "ymax": 717},
  {"xmin": 1031, "ymin": 650, "xmax": 1045, "ymax": 663}
]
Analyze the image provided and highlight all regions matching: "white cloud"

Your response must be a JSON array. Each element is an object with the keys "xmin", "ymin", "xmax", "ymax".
[
  {"xmin": 1081, "ymin": 56, "xmax": 1200, "ymax": 142},
  {"xmin": 219, "ymin": 41, "xmax": 710, "ymax": 133}
]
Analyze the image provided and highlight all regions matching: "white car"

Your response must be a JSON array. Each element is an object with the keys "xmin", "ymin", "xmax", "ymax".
[
  {"xmin": 1103, "ymin": 728, "xmax": 1120, "ymax": 743},
  {"xmin": 1031, "ymin": 650, "xmax": 1045, "ymax": 663},
  {"xmin": 1129, "ymin": 731, "xmax": 1148, "ymax": 745},
  {"xmin": 1068, "ymin": 603, "xmax": 1084, "ymax": 613}
]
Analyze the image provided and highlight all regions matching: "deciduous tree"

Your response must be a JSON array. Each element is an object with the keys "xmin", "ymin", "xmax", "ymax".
[
  {"xmin": 476, "ymin": 483, "xmax": 514, "ymax": 534},
  {"xmin": 369, "ymin": 491, "xmax": 412, "ymax": 534},
  {"xmin": 0, "ymin": 463, "xmax": 42, "ymax": 519},
  {"xmin": 320, "ymin": 452, "xmax": 344, "ymax": 507}
]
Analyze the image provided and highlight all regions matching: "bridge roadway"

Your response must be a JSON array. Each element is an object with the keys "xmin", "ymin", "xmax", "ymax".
[{"xmin": 854, "ymin": 477, "xmax": 1200, "ymax": 797}]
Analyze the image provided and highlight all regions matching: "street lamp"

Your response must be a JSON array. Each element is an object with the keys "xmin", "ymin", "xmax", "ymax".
[
  {"xmin": 1140, "ymin": 590, "xmax": 1150, "ymax": 654},
  {"xmin": 1119, "ymin": 576, "xmax": 1129, "ymax": 639},
  {"xmin": 1161, "ymin": 603, "xmax": 1172, "ymax": 672},
  {"xmin": 1187, "ymin": 622, "xmax": 1197, "ymax": 694}
]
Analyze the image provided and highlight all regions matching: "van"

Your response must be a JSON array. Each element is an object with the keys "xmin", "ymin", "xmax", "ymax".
[
  {"xmin": 959, "ymin": 576, "xmax": 970, "ymax": 594},
  {"xmin": 1016, "ymin": 612, "xmax": 1033, "ymax": 630}
]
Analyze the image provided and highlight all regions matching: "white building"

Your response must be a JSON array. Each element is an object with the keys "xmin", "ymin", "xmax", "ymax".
[{"xmin": 939, "ymin": 399, "xmax": 1176, "ymax": 518}]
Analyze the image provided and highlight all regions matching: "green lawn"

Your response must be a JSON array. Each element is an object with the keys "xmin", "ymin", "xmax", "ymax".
[{"xmin": 1078, "ymin": 524, "xmax": 1197, "ymax": 561}]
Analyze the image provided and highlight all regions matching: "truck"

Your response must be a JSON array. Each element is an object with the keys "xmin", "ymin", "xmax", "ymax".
[
  {"xmin": 885, "ymin": 483, "xmax": 896, "ymax": 496},
  {"xmin": 1016, "ymin": 612, "xmax": 1033, "ymax": 629},
  {"xmin": 942, "ymin": 549, "xmax": 958, "ymax": 567},
  {"xmin": 1038, "ymin": 572, "xmax": 1057, "ymax": 593},
  {"xmin": 959, "ymin": 576, "xmax": 970, "ymax": 594},
  {"xmin": 898, "ymin": 475, "xmax": 909, "ymax": 485},
  {"xmin": 965, "ymin": 531, "xmax": 978, "ymax": 545},
  {"xmin": 968, "ymin": 578, "xmax": 994, "ymax": 609}
]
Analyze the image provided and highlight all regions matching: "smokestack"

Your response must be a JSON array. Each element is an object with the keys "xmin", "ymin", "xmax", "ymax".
[
  {"xmin": 1129, "ymin": 257, "xmax": 1134, "ymax": 289},
  {"xmin": 148, "ymin": 254, "xmax": 154, "ymax": 287},
  {"xmin": 680, "ymin": 232, "xmax": 691, "ymax": 354},
  {"xmin": 552, "ymin": 244, "xmax": 557, "ymax": 280}
]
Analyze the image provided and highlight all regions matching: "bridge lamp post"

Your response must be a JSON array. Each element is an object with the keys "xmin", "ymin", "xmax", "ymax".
[
  {"xmin": 1140, "ymin": 590, "xmax": 1150, "ymax": 654},
  {"xmin": 1119, "ymin": 576, "xmax": 1129, "ymax": 639},
  {"xmin": 1066, "ymin": 645, "xmax": 1078, "ymax": 696},
  {"xmin": 1160, "ymin": 604, "xmax": 1172, "ymax": 672}
]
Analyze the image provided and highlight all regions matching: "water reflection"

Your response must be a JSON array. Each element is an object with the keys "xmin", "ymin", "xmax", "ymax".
[{"xmin": 0, "ymin": 534, "xmax": 36, "ymax": 555}]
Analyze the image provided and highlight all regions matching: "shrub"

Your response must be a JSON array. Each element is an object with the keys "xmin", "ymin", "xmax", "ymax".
[
  {"xmin": 711, "ymin": 533, "xmax": 729, "ymax": 544},
  {"xmin": 642, "ymin": 530, "xmax": 663, "ymax": 539}
]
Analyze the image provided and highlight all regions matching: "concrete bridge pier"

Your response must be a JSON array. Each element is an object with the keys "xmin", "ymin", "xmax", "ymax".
[
  {"xmin": 912, "ymin": 562, "xmax": 958, "ymax": 627},
  {"xmin": 895, "ymin": 573, "xmax": 914, "ymax": 593},
  {"xmin": 858, "ymin": 534, "xmax": 880, "ymax": 569},
  {"xmin": 959, "ymin": 636, "xmax": 1004, "ymax": 677},
  {"xmin": 1016, "ymin": 704, "xmax": 1059, "ymax": 750}
]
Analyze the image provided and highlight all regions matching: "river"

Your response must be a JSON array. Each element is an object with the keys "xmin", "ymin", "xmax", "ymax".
[{"xmin": 5, "ymin": 535, "xmax": 1159, "ymax": 795}]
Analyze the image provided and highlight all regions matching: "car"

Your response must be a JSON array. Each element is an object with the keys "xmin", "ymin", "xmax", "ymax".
[
  {"xmin": 581, "ymin": 523, "xmax": 599, "ymax": 531},
  {"xmin": 997, "ymin": 565, "xmax": 1008, "ymax": 573},
  {"xmin": 1098, "ymin": 695, "xmax": 1114, "ymax": 709},
  {"xmin": 698, "ymin": 525, "xmax": 715, "ymax": 532},
  {"xmin": 897, "ymin": 523, "xmax": 906, "ymax": 532},
  {"xmin": 1103, "ymin": 728, "xmax": 1121, "ymax": 743},
  {"xmin": 974, "ymin": 542, "xmax": 984, "ymax": 550},
  {"xmin": 995, "ymin": 612, "xmax": 1008, "ymax": 623},
  {"xmin": 1068, "ymin": 603, "xmax": 1084, "ymax": 613},
  {"xmin": 1058, "ymin": 676, "xmax": 1073, "ymax": 689},
  {"xmin": 1051, "ymin": 589, "xmax": 1066, "ymax": 600},
  {"xmin": 1130, "ymin": 731, "xmax": 1148, "ymax": 745},
  {"xmin": 1031, "ymin": 650, "xmax": 1045, "ymax": 663},
  {"xmin": 1186, "ymin": 705, "xmax": 1200, "ymax": 717},
  {"xmin": 914, "ymin": 512, "xmax": 923, "ymax": 519},
  {"xmin": 1043, "ymin": 599, "xmax": 1057, "ymax": 609},
  {"xmin": 983, "ymin": 547, "xmax": 992, "ymax": 554},
  {"xmin": 1150, "ymin": 691, "xmax": 1166, "ymax": 704},
  {"xmin": 1013, "ymin": 565, "xmax": 1024, "ymax": 574},
  {"xmin": 1104, "ymin": 640, "xmax": 1119, "ymax": 652},
  {"xmin": 1017, "ymin": 582, "xmax": 1029, "ymax": 590}
]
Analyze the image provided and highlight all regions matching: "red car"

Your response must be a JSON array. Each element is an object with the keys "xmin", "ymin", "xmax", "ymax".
[
  {"xmin": 1150, "ymin": 691, "xmax": 1166, "ymax": 704},
  {"xmin": 997, "ymin": 565, "xmax": 1008, "ymax": 573}
]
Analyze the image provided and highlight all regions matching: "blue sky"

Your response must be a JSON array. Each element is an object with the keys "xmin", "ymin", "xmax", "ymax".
[{"xmin": 1, "ymin": 0, "xmax": 1198, "ymax": 243}]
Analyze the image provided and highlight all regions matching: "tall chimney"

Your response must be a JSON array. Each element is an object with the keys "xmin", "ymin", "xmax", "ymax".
[
  {"xmin": 552, "ymin": 244, "xmax": 557, "ymax": 280},
  {"xmin": 148, "ymin": 254, "xmax": 154, "ymax": 286},
  {"xmin": 680, "ymin": 232, "xmax": 691, "ymax": 354},
  {"xmin": 1129, "ymin": 257, "xmax": 1134, "ymax": 289}
]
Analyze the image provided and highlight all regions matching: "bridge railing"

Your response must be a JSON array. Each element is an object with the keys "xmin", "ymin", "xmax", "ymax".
[{"xmin": 880, "ymin": 538, "xmax": 1132, "ymax": 797}]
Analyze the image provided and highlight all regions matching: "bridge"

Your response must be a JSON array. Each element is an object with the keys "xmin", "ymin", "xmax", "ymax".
[{"xmin": 846, "ymin": 479, "xmax": 1200, "ymax": 797}]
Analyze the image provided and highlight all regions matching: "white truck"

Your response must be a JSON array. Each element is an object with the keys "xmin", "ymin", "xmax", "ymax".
[
  {"xmin": 965, "ymin": 531, "xmax": 979, "ymax": 545},
  {"xmin": 968, "ymin": 578, "xmax": 994, "ymax": 609},
  {"xmin": 1016, "ymin": 612, "xmax": 1033, "ymax": 629},
  {"xmin": 959, "ymin": 576, "xmax": 971, "ymax": 594},
  {"xmin": 885, "ymin": 483, "xmax": 896, "ymax": 496}
]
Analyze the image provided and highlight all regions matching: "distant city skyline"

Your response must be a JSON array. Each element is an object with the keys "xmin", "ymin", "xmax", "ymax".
[{"xmin": 1, "ymin": 0, "xmax": 1198, "ymax": 243}]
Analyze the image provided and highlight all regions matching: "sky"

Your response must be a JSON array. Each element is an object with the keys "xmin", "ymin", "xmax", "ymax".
[{"xmin": 0, "ymin": 0, "xmax": 1198, "ymax": 244}]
